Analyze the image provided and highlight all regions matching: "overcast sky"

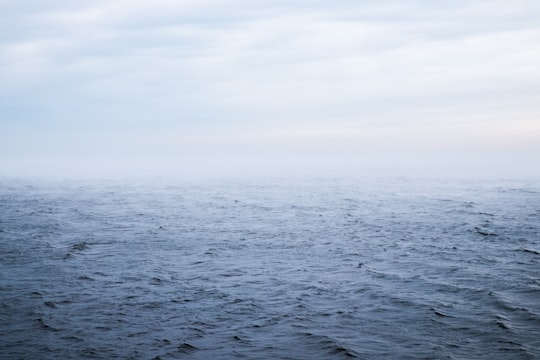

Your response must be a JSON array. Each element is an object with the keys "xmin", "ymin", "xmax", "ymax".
[{"xmin": 1, "ymin": 0, "xmax": 539, "ymax": 178}]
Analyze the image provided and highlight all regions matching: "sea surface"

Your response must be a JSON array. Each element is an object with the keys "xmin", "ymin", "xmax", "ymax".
[{"xmin": 1, "ymin": 177, "xmax": 539, "ymax": 359}]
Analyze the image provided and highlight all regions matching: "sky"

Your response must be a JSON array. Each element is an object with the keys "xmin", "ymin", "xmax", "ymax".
[{"xmin": 1, "ymin": 0, "xmax": 539, "ymax": 179}]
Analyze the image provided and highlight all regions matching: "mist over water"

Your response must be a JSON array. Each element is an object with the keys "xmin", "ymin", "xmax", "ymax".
[
  {"xmin": 2, "ymin": 1, "xmax": 539, "ymax": 357},
  {"xmin": 1, "ymin": 177, "xmax": 539, "ymax": 359}
]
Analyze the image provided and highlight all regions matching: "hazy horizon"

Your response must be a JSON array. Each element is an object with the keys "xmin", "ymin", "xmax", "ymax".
[{"xmin": 1, "ymin": 0, "xmax": 539, "ymax": 179}]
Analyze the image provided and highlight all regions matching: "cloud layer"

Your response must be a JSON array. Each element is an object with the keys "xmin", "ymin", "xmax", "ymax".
[{"xmin": 1, "ymin": 0, "xmax": 539, "ymax": 177}]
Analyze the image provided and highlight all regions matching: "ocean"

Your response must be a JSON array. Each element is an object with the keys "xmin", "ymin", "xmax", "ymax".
[{"xmin": 1, "ymin": 177, "xmax": 539, "ymax": 359}]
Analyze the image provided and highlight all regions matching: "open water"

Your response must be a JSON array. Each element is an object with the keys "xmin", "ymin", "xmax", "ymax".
[{"xmin": 1, "ymin": 177, "xmax": 539, "ymax": 359}]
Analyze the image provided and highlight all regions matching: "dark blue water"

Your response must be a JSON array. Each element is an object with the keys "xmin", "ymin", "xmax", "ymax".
[{"xmin": 1, "ymin": 178, "xmax": 539, "ymax": 359}]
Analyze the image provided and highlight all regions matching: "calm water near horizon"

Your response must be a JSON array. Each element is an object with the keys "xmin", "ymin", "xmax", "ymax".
[{"xmin": 1, "ymin": 177, "xmax": 539, "ymax": 359}]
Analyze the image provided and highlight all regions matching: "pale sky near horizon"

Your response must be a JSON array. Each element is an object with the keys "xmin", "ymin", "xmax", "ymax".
[{"xmin": 1, "ymin": 0, "xmax": 539, "ymax": 178}]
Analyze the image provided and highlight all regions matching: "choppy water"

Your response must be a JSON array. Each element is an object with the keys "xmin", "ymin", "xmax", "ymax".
[{"xmin": 1, "ymin": 177, "xmax": 539, "ymax": 359}]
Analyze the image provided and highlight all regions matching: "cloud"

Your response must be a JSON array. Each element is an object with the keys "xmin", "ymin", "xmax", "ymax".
[{"xmin": 1, "ymin": 0, "xmax": 539, "ymax": 177}]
